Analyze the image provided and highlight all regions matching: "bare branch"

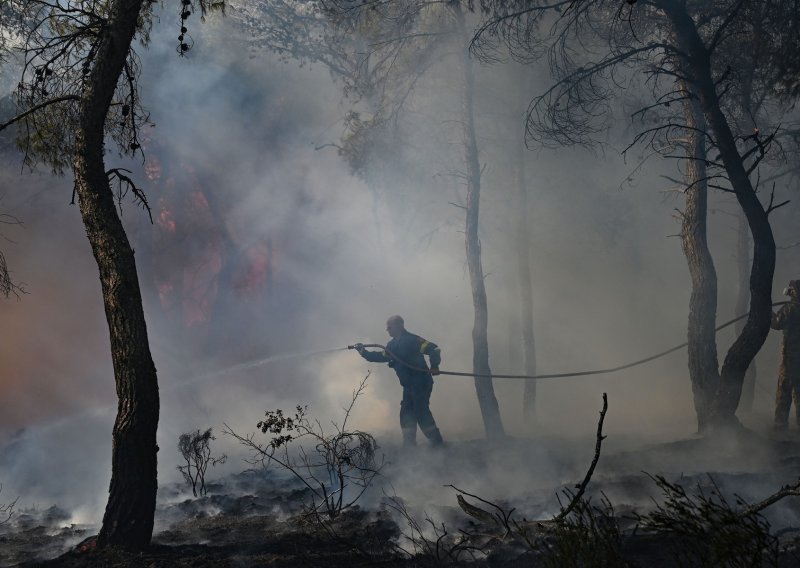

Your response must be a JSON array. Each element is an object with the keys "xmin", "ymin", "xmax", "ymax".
[
  {"xmin": 739, "ymin": 479, "xmax": 800, "ymax": 519},
  {"xmin": 107, "ymin": 168, "xmax": 152, "ymax": 223},
  {"xmin": 554, "ymin": 392, "xmax": 608, "ymax": 522}
]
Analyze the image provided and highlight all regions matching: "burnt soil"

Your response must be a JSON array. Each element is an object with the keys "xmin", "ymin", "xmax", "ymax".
[{"xmin": 4, "ymin": 430, "xmax": 800, "ymax": 567}]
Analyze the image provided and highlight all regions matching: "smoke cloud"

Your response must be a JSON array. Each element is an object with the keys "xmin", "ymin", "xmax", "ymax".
[{"xmin": 0, "ymin": 5, "xmax": 798, "ymax": 531}]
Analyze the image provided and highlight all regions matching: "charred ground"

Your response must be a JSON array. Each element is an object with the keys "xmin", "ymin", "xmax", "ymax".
[{"xmin": 3, "ymin": 428, "xmax": 800, "ymax": 567}]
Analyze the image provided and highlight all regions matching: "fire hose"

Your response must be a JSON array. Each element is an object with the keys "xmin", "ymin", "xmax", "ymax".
[{"xmin": 348, "ymin": 302, "xmax": 790, "ymax": 381}]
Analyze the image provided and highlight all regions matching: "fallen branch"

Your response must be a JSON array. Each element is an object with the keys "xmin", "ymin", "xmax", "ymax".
[{"xmin": 739, "ymin": 479, "xmax": 800, "ymax": 520}]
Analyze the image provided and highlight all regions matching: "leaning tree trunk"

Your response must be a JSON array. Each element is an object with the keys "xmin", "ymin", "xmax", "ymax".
[
  {"xmin": 454, "ymin": 4, "xmax": 505, "ymax": 439},
  {"xmin": 665, "ymin": 1, "xmax": 776, "ymax": 426},
  {"xmin": 734, "ymin": 46, "xmax": 762, "ymax": 414},
  {"xmin": 735, "ymin": 210, "xmax": 757, "ymax": 413},
  {"xmin": 74, "ymin": 0, "xmax": 159, "ymax": 549},
  {"xmin": 514, "ymin": 128, "xmax": 537, "ymax": 426},
  {"xmin": 679, "ymin": 84, "xmax": 720, "ymax": 432}
]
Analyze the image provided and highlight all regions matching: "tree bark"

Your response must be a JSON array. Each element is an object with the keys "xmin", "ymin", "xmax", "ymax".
[
  {"xmin": 454, "ymin": 3, "xmax": 505, "ymax": 439},
  {"xmin": 679, "ymin": 83, "xmax": 720, "ymax": 432},
  {"xmin": 664, "ymin": 0, "xmax": 776, "ymax": 426},
  {"xmin": 72, "ymin": 0, "xmax": 159, "ymax": 548},
  {"xmin": 514, "ymin": 125, "xmax": 537, "ymax": 426},
  {"xmin": 736, "ymin": 210, "xmax": 757, "ymax": 413},
  {"xmin": 733, "ymin": 27, "xmax": 763, "ymax": 414}
]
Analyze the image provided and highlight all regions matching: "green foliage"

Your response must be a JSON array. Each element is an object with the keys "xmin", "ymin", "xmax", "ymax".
[
  {"xmin": 1, "ymin": 0, "xmax": 223, "ymax": 174},
  {"xmin": 228, "ymin": 0, "xmax": 445, "ymax": 180},
  {"xmin": 258, "ymin": 405, "xmax": 307, "ymax": 448},
  {"xmin": 4, "ymin": 0, "xmax": 143, "ymax": 172},
  {"xmin": 636, "ymin": 474, "xmax": 779, "ymax": 568}
]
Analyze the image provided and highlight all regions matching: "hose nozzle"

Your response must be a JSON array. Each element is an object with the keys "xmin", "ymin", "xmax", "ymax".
[{"xmin": 348, "ymin": 343, "xmax": 364, "ymax": 350}]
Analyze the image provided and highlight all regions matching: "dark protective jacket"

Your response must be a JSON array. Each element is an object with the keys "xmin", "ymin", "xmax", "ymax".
[
  {"xmin": 772, "ymin": 299, "xmax": 800, "ymax": 425},
  {"xmin": 772, "ymin": 301, "xmax": 800, "ymax": 372},
  {"xmin": 360, "ymin": 330, "xmax": 441, "ymax": 387}
]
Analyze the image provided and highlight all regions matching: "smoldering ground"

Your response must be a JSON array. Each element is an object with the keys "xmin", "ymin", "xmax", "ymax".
[{"xmin": 1, "ymin": 4, "xmax": 800, "ymax": 566}]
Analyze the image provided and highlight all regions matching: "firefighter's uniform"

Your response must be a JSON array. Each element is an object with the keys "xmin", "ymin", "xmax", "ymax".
[
  {"xmin": 360, "ymin": 331, "xmax": 444, "ymax": 446},
  {"xmin": 773, "ymin": 281, "xmax": 800, "ymax": 428}
]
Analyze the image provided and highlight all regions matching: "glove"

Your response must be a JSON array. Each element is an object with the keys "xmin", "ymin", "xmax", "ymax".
[
  {"xmin": 430, "ymin": 367, "xmax": 440, "ymax": 376},
  {"xmin": 354, "ymin": 343, "xmax": 365, "ymax": 353}
]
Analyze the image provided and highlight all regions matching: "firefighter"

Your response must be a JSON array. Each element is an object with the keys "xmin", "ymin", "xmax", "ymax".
[
  {"xmin": 772, "ymin": 280, "xmax": 800, "ymax": 429},
  {"xmin": 355, "ymin": 315, "xmax": 445, "ymax": 447}
]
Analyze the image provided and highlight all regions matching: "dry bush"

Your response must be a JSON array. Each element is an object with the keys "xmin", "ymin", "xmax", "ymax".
[
  {"xmin": 225, "ymin": 373, "xmax": 383, "ymax": 520},
  {"xmin": 0, "ymin": 483, "xmax": 17, "ymax": 525},
  {"xmin": 177, "ymin": 428, "xmax": 227, "ymax": 497},
  {"xmin": 534, "ymin": 492, "xmax": 629, "ymax": 568},
  {"xmin": 383, "ymin": 491, "xmax": 485, "ymax": 566},
  {"xmin": 635, "ymin": 474, "xmax": 780, "ymax": 567}
]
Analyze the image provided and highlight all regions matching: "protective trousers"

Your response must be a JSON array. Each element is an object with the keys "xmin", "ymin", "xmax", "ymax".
[
  {"xmin": 775, "ymin": 357, "xmax": 800, "ymax": 427},
  {"xmin": 400, "ymin": 380, "xmax": 443, "ymax": 446}
]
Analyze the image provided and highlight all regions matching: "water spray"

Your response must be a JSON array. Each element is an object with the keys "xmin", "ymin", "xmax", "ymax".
[{"xmin": 162, "ymin": 346, "xmax": 350, "ymax": 393}]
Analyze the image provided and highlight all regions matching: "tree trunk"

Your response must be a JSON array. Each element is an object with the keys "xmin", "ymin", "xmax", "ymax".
[
  {"xmin": 454, "ymin": 4, "xmax": 505, "ymax": 439},
  {"xmin": 73, "ymin": 0, "xmax": 159, "ymax": 549},
  {"xmin": 664, "ymin": 0, "xmax": 776, "ymax": 426},
  {"xmin": 733, "ymin": 33, "xmax": 762, "ymax": 414},
  {"xmin": 736, "ymin": 210, "xmax": 757, "ymax": 413},
  {"xmin": 514, "ymin": 129, "xmax": 537, "ymax": 426},
  {"xmin": 679, "ymin": 83, "xmax": 720, "ymax": 432}
]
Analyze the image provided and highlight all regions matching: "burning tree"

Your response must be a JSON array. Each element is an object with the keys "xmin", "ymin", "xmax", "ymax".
[{"xmin": 0, "ymin": 0, "xmax": 221, "ymax": 549}]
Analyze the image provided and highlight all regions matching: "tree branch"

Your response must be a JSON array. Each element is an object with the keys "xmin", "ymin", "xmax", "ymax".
[
  {"xmin": 554, "ymin": 392, "xmax": 608, "ymax": 522},
  {"xmin": 0, "ymin": 95, "xmax": 80, "ymax": 132}
]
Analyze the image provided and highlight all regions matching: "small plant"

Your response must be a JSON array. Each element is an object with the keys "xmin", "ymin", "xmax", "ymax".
[
  {"xmin": 537, "ymin": 492, "xmax": 628, "ymax": 568},
  {"xmin": 225, "ymin": 373, "xmax": 382, "ymax": 520},
  {"xmin": 636, "ymin": 474, "xmax": 781, "ymax": 567},
  {"xmin": 177, "ymin": 428, "xmax": 227, "ymax": 497},
  {"xmin": 383, "ymin": 491, "xmax": 484, "ymax": 566},
  {"xmin": 0, "ymin": 483, "xmax": 17, "ymax": 525},
  {"xmin": 379, "ymin": 394, "xmax": 616, "ymax": 566},
  {"xmin": 447, "ymin": 486, "xmax": 628, "ymax": 567}
]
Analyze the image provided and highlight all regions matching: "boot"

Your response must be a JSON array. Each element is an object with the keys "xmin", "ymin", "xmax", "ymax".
[
  {"xmin": 423, "ymin": 426, "xmax": 444, "ymax": 447},
  {"xmin": 402, "ymin": 428, "xmax": 417, "ymax": 447}
]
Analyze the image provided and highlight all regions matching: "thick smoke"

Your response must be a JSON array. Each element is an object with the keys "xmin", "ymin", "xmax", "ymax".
[{"xmin": 0, "ymin": 5, "xmax": 797, "ymax": 530}]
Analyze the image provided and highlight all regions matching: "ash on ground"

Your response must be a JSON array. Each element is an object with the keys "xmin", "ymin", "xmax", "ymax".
[{"xmin": 3, "ymin": 431, "xmax": 800, "ymax": 567}]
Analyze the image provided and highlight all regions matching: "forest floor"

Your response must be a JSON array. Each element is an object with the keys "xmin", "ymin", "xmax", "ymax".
[{"xmin": 3, "ymin": 426, "xmax": 800, "ymax": 567}]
